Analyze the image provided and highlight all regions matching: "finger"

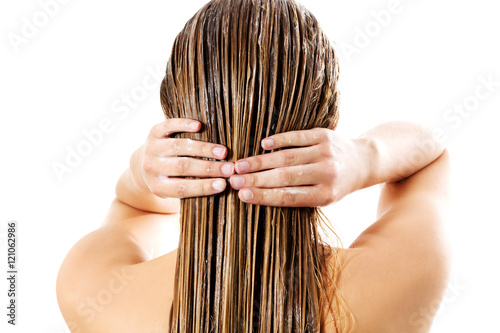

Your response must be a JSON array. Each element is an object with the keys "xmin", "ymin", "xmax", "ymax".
[
  {"xmin": 153, "ymin": 157, "xmax": 235, "ymax": 177},
  {"xmin": 230, "ymin": 164, "xmax": 323, "ymax": 190},
  {"xmin": 151, "ymin": 177, "xmax": 228, "ymax": 198},
  {"xmin": 238, "ymin": 185, "xmax": 330, "ymax": 207},
  {"xmin": 150, "ymin": 119, "xmax": 201, "ymax": 138},
  {"xmin": 234, "ymin": 146, "xmax": 319, "ymax": 174},
  {"xmin": 149, "ymin": 138, "xmax": 228, "ymax": 160},
  {"xmin": 261, "ymin": 128, "xmax": 330, "ymax": 150}
]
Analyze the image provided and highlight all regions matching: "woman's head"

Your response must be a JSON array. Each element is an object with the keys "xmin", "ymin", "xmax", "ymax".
[
  {"xmin": 160, "ymin": 0, "xmax": 347, "ymax": 331},
  {"xmin": 160, "ymin": 0, "xmax": 340, "ymax": 154}
]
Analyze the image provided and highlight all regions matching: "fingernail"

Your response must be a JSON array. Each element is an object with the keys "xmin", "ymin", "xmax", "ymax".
[
  {"xmin": 221, "ymin": 163, "xmax": 234, "ymax": 176},
  {"xmin": 262, "ymin": 138, "xmax": 274, "ymax": 149},
  {"xmin": 212, "ymin": 180, "xmax": 226, "ymax": 192},
  {"xmin": 213, "ymin": 147, "xmax": 225, "ymax": 159},
  {"xmin": 189, "ymin": 122, "xmax": 199, "ymax": 131},
  {"xmin": 236, "ymin": 161, "xmax": 250, "ymax": 173},
  {"xmin": 231, "ymin": 176, "xmax": 244, "ymax": 189},
  {"xmin": 240, "ymin": 189, "xmax": 254, "ymax": 201}
]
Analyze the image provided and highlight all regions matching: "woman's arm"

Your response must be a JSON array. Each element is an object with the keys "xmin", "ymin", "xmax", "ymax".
[
  {"xmin": 107, "ymin": 118, "xmax": 236, "ymax": 257},
  {"xmin": 356, "ymin": 121, "xmax": 445, "ymax": 188},
  {"xmin": 231, "ymin": 122, "xmax": 451, "ymax": 331},
  {"xmin": 57, "ymin": 119, "xmax": 238, "ymax": 332},
  {"xmin": 229, "ymin": 121, "xmax": 445, "ymax": 206}
]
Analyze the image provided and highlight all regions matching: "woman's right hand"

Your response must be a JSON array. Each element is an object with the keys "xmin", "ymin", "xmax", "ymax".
[
  {"xmin": 228, "ymin": 128, "xmax": 370, "ymax": 207},
  {"xmin": 137, "ymin": 118, "xmax": 235, "ymax": 199}
]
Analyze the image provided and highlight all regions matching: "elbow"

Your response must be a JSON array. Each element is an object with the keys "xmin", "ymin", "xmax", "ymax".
[{"xmin": 56, "ymin": 258, "xmax": 84, "ymax": 332}]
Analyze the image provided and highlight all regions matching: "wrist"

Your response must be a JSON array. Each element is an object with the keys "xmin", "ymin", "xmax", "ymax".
[{"xmin": 352, "ymin": 135, "xmax": 380, "ymax": 191}]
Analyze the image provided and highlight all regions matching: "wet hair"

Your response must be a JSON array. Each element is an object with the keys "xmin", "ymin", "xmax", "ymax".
[{"xmin": 160, "ymin": 0, "xmax": 351, "ymax": 331}]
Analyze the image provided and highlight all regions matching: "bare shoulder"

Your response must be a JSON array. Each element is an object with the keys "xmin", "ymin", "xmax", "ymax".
[
  {"xmin": 56, "ymin": 200, "xmax": 179, "ymax": 332},
  {"xmin": 331, "ymin": 150, "xmax": 453, "ymax": 332}
]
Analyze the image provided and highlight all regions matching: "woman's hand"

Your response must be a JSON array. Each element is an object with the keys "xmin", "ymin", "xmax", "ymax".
[
  {"xmin": 229, "ymin": 128, "xmax": 369, "ymax": 207},
  {"xmin": 138, "ymin": 118, "xmax": 235, "ymax": 199}
]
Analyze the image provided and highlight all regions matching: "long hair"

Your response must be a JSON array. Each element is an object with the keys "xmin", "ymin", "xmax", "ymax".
[{"xmin": 160, "ymin": 0, "xmax": 351, "ymax": 331}]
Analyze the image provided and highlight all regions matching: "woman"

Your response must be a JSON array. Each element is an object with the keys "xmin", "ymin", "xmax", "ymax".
[{"xmin": 56, "ymin": 0, "xmax": 451, "ymax": 332}]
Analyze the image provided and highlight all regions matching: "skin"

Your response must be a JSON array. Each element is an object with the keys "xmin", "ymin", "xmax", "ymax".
[{"xmin": 56, "ymin": 119, "xmax": 452, "ymax": 333}]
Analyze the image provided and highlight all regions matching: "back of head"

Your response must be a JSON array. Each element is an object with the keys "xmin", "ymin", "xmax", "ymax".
[{"xmin": 160, "ymin": 0, "xmax": 345, "ymax": 331}]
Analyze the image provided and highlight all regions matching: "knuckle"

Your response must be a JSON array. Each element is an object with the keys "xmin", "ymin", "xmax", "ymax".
[
  {"xmin": 199, "ymin": 142, "xmax": 208, "ymax": 154},
  {"xmin": 148, "ymin": 181, "xmax": 158, "ymax": 194},
  {"xmin": 306, "ymin": 191, "xmax": 316, "ymax": 205},
  {"xmin": 329, "ymin": 189, "xmax": 339, "ymax": 204},
  {"xmin": 280, "ymin": 191, "xmax": 296, "ymax": 206},
  {"xmin": 319, "ymin": 129, "xmax": 334, "ymax": 143},
  {"xmin": 175, "ymin": 183, "xmax": 187, "ymax": 197},
  {"xmin": 316, "ymin": 128, "xmax": 329, "ymax": 135},
  {"xmin": 319, "ymin": 195, "xmax": 331, "ymax": 207},
  {"xmin": 149, "ymin": 181, "xmax": 165, "ymax": 198},
  {"xmin": 297, "ymin": 132, "xmax": 307, "ymax": 143},
  {"xmin": 327, "ymin": 159, "xmax": 340, "ymax": 177},
  {"xmin": 302, "ymin": 164, "xmax": 313, "ymax": 177},
  {"xmin": 247, "ymin": 174, "xmax": 257, "ymax": 186},
  {"xmin": 260, "ymin": 189, "xmax": 269, "ymax": 203},
  {"xmin": 176, "ymin": 157, "xmax": 190, "ymax": 174},
  {"xmin": 144, "ymin": 143, "xmax": 154, "ymax": 156},
  {"xmin": 321, "ymin": 143, "xmax": 336, "ymax": 158},
  {"xmin": 253, "ymin": 156, "xmax": 263, "ymax": 169},
  {"xmin": 149, "ymin": 124, "xmax": 160, "ymax": 137},
  {"xmin": 271, "ymin": 134, "xmax": 282, "ymax": 144},
  {"xmin": 320, "ymin": 184, "xmax": 337, "ymax": 205},
  {"xmin": 310, "ymin": 128, "xmax": 323, "ymax": 142},
  {"xmin": 282, "ymin": 151, "xmax": 296, "ymax": 165},
  {"xmin": 168, "ymin": 139, "xmax": 181, "ymax": 155},
  {"xmin": 321, "ymin": 162, "xmax": 337, "ymax": 183},
  {"xmin": 142, "ymin": 159, "xmax": 153, "ymax": 173},
  {"xmin": 277, "ymin": 169, "xmax": 292, "ymax": 185},
  {"xmin": 201, "ymin": 181, "xmax": 211, "ymax": 196},
  {"xmin": 299, "ymin": 192, "xmax": 313, "ymax": 207}
]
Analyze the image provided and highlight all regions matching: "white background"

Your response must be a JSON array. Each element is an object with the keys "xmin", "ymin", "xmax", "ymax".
[{"xmin": 1, "ymin": 0, "xmax": 499, "ymax": 332}]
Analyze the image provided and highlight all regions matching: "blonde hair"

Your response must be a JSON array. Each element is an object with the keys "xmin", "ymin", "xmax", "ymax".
[{"xmin": 160, "ymin": 0, "xmax": 351, "ymax": 331}]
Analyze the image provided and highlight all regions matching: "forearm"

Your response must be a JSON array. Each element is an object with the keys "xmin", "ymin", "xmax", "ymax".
[
  {"xmin": 115, "ymin": 145, "xmax": 180, "ymax": 214},
  {"xmin": 355, "ymin": 121, "xmax": 445, "ymax": 189}
]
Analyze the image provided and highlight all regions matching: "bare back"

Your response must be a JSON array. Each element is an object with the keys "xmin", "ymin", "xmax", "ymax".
[{"xmin": 56, "ymin": 150, "xmax": 451, "ymax": 332}]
